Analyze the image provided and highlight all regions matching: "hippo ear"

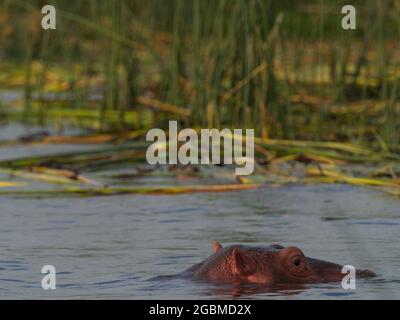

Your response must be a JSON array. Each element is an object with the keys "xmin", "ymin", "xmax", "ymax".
[
  {"xmin": 212, "ymin": 241, "xmax": 223, "ymax": 253},
  {"xmin": 231, "ymin": 248, "xmax": 255, "ymax": 276}
]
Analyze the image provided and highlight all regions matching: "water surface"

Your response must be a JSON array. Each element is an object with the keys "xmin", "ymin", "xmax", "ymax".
[
  {"xmin": 0, "ymin": 184, "xmax": 398, "ymax": 299},
  {"xmin": 0, "ymin": 121, "xmax": 398, "ymax": 299}
]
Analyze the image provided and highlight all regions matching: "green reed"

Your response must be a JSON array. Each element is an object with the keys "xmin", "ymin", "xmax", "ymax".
[{"xmin": 1, "ymin": 0, "xmax": 400, "ymax": 150}]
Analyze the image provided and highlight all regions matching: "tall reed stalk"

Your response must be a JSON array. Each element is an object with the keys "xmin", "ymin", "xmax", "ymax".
[{"xmin": 1, "ymin": 0, "xmax": 399, "ymax": 151}]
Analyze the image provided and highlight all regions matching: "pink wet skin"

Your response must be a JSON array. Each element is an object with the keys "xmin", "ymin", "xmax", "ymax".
[{"xmin": 184, "ymin": 242, "xmax": 376, "ymax": 285}]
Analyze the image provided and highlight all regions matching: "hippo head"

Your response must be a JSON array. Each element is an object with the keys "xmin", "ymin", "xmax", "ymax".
[
  {"xmin": 188, "ymin": 242, "xmax": 375, "ymax": 285},
  {"xmin": 223, "ymin": 245, "xmax": 340, "ymax": 284}
]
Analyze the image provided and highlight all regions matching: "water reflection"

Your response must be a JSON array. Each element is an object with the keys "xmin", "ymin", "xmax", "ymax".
[{"xmin": 204, "ymin": 283, "xmax": 306, "ymax": 299}]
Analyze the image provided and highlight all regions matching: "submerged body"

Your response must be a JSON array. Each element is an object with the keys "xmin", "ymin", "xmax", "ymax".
[{"xmin": 181, "ymin": 242, "xmax": 376, "ymax": 285}]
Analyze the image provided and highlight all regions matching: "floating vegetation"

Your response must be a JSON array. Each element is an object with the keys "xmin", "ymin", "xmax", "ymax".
[
  {"xmin": 0, "ymin": 183, "xmax": 261, "ymax": 198},
  {"xmin": 0, "ymin": 1, "xmax": 399, "ymax": 198},
  {"xmin": 0, "ymin": 181, "xmax": 26, "ymax": 188},
  {"xmin": 0, "ymin": 130, "xmax": 398, "ymax": 198}
]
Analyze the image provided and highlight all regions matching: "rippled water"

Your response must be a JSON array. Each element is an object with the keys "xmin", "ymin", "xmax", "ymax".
[
  {"xmin": 0, "ymin": 122, "xmax": 399, "ymax": 299},
  {"xmin": 0, "ymin": 184, "xmax": 399, "ymax": 299}
]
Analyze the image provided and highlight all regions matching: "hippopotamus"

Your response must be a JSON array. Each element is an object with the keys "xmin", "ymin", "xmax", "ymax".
[{"xmin": 179, "ymin": 242, "xmax": 376, "ymax": 285}]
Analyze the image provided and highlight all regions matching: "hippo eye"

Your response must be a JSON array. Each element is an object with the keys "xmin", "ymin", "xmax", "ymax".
[
  {"xmin": 291, "ymin": 256, "xmax": 303, "ymax": 268},
  {"xmin": 280, "ymin": 246, "xmax": 311, "ymax": 277},
  {"xmin": 293, "ymin": 257, "xmax": 302, "ymax": 267},
  {"xmin": 287, "ymin": 255, "xmax": 308, "ymax": 275}
]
